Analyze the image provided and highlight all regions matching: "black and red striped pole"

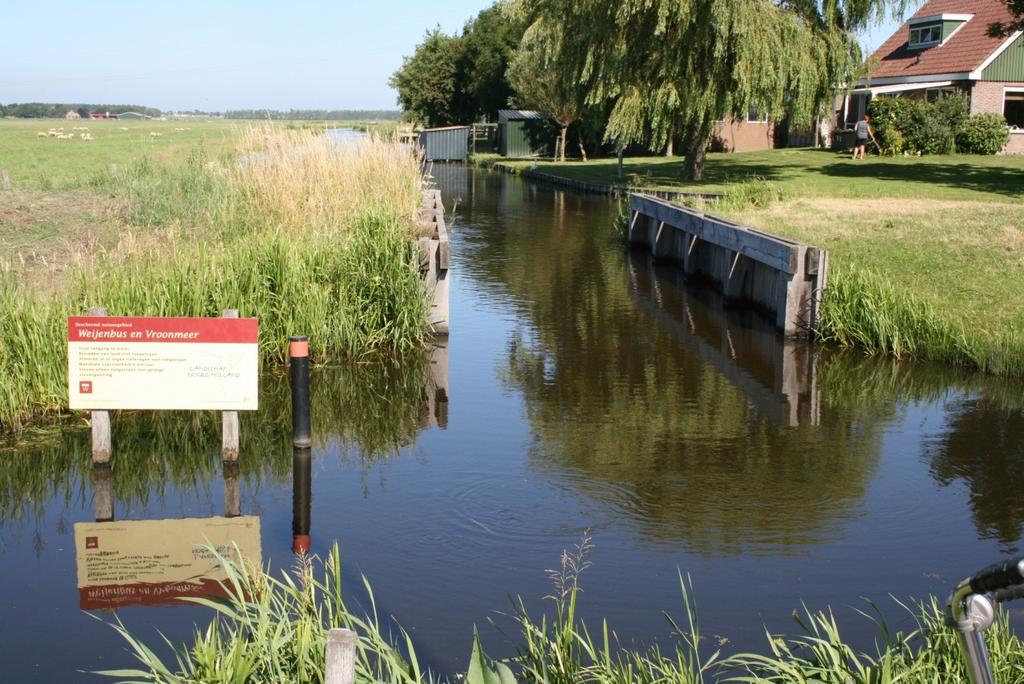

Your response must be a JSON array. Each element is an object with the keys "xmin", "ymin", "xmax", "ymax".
[{"xmin": 290, "ymin": 336, "xmax": 312, "ymax": 448}]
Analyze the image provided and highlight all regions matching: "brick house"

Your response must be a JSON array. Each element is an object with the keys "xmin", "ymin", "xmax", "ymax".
[
  {"xmin": 843, "ymin": 0, "xmax": 1024, "ymax": 153},
  {"xmin": 712, "ymin": 108, "xmax": 775, "ymax": 153}
]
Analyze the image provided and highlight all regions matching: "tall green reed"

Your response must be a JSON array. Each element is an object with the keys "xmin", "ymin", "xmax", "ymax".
[
  {"xmin": 97, "ymin": 544, "xmax": 433, "ymax": 684},
  {"xmin": 817, "ymin": 265, "xmax": 1024, "ymax": 377}
]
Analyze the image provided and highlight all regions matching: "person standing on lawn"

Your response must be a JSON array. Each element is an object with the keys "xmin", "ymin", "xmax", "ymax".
[{"xmin": 852, "ymin": 114, "xmax": 876, "ymax": 159}]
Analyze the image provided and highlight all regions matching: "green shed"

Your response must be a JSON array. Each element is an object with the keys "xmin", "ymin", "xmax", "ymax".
[{"xmin": 498, "ymin": 109, "xmax": 554, "ymax": 158}]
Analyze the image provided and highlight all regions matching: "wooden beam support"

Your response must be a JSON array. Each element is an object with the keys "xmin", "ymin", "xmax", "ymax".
[
  {"xmin": 325, "ymin": 628, "xmax": 357, "ymax": 684},
  {"xmin": 88, "ymin": 306, "xmax": 112, "ymax": 466},
  {"xmin": 221, "ymin": 309, "xmax": 240, "ymax": 463}
]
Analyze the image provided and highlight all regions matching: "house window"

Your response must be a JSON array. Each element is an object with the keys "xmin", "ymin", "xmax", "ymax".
[
  {"xmin": 909, "ymin": 24, "xmax": 941, "ymax": 47},
  {"xmin": 746, "ymin": 106, "xmax": 768, "ymax": 123},
  {"xmin": 926, "ymin": 87, "xmax": 956, "ymax": 102},
  {"xmin": 1006, "ymin": 92, "xmax": 1024, "ymax": 129}
]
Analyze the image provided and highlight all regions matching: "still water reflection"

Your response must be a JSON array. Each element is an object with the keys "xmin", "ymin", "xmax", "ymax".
[{"xmin": 1, "ymin": 165, "xmax": 1023, "ymax": 680}]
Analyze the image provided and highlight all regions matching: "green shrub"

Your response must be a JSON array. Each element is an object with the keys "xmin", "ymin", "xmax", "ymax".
[
  {"xmin": 908, "ymin": 100, "xmax": 955, "ymax": 155},
  {"xmin": 868, "ymin": 95, "xmax": 963, "ymax": 156},
  {"xmin": 956, "ymin": 113, "xmax": 1011, "ymax": 155},
  {"xmin": 868, "ymin": 97, "xmax": 913, "ymax": 155},
  {"xmin": 934, "ymin": 91, "xmax": 970, "ymax": 134}
]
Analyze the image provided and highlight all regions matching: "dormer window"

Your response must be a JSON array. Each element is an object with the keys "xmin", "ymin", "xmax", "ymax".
[
  {"xmin": 909, "ymin": 23, "xmax": 941, "ymax": 48},
  {"xmin": 906, "ymin": 13, "xmax": 972, "ymax": 50}
]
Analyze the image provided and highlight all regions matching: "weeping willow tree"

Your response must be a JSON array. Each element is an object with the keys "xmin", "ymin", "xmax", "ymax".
[
  {"xmin": 507, "ymin": 21, "xmax": 589, "ymax": 162},
  {"xmin": 511, "ymin": 0, "xmax": 905, "ymax": 180}
]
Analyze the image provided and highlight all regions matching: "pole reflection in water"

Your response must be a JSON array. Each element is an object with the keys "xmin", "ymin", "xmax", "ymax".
[{"xmin": 293, "ymin": 446, "xmax": 312, "ymax": 555}]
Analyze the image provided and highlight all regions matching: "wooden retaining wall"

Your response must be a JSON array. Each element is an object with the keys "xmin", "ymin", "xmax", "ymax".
[
  {"xmin": 629, "ymin": 193, "xmax": 828, "ymax": 337},
  {"xmin": 417, "ymin": 189, "xmax": 450, "ymax": 335}
]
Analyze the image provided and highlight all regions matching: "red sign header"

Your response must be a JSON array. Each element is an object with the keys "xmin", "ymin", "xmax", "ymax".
[{"xmin": 68, "ymin": 317, "xmax": 258, "ymax": 344}]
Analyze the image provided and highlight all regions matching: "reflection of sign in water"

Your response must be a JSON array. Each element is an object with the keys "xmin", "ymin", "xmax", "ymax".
[
  {"xmin": 74, "ymin": 516, "xmax": 261, "ymax": 610},
  {"xmin": 67, "ymin": 316, "xmax": 259, "ymax": 411}
]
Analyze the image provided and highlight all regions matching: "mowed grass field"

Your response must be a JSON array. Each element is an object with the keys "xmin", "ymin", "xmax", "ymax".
[
  {"xmin": 723, "ymin": 197, "xmax": 1024, "ymax": 333},
  {"xmin": 0, "ymin": 118, "xmax": 244, "ymax": 188},
  {"xmin": 0, "ymin": 118, "xmax": 399, "ymax": 189}
]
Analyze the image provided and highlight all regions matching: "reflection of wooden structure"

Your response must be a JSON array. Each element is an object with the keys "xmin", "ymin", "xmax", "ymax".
[
  {"xmin": 418, "ymin": 190, "xmax": 450, "ymax": 335},
  {"xmin": 74, "ymin": 515, "xmax": 261, "ymax": 610},
  {"xmin": 92, "ymin": 461, "xmax": 241, "ymax": 521},
  {"xmin": 419, "ymin": 339, "xmax": 449, "ymax": 430},
  {"xmin": 628, "ymin": 254, "xmax": 820, "ymax": 427},
  {"xmin": 628, "ymin": 194, "xmax": 828, "ymax": 337}
]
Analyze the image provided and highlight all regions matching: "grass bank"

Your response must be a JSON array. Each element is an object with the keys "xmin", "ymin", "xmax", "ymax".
[
  {"xmin": 496, "ymin": 150, "xmax": 1024, "ymax": 375},
  {"xmin": 0, "ymin": 126, "xmax": 430, "ymax": 433},
  {"xmin": 102, "ymin": 539, "xmax": 1024, "ymax": 683}
]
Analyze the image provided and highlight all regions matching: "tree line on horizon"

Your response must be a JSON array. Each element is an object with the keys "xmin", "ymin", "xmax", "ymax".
[
  {"xmin": 1, "ymin": 103, "xmax": 162, "ymax": 118},
  {"xmin": 390, "ymin": 0, "xmax": 1024, "ymax": 178},
  {"xmin": 224, "ymin": 109, "xmax": 402, "ymax": 121}
]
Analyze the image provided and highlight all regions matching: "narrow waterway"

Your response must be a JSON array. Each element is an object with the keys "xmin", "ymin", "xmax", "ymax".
[{"xmin": 2, "ymin": 165, "xmax": 1023, "ymax": 681}]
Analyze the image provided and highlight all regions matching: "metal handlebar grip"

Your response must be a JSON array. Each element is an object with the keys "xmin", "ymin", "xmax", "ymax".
[{"xmin": 970, "ymin": 558, "xmax": 1024, "ymax": 594}]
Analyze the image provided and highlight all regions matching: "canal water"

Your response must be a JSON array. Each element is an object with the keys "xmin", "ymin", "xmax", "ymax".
[{"xmin": 2, "ymin": 165, "xmax": 1023, "ymax": 680}]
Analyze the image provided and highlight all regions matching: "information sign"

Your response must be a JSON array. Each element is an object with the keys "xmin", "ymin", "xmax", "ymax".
[{"xmin": 68, "ymin": 316, "xmax": 258, "ymax": 410}]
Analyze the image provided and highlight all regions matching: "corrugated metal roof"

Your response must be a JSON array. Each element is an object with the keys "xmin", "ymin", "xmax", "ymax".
[
  {"xmin": 420, "ymin": 125, "xmax": 472, "ymax": 132},
  {"xmin": 498, "ymin": 110, "xmax": 550, "ymax": 121}
]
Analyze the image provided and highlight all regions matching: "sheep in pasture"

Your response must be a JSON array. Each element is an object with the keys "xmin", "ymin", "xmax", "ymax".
[
  {"xmin": 37, "ymin": 132, "xmax": 47, "ymax": 137},
  {"xmin": 149, "ymin": 132, "xmax": 162, "ymax": 138}
]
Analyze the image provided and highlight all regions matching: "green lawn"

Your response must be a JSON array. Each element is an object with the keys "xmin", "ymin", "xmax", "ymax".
[{"xmin": 499, "ymin": 148, "xmax": 1024, "ymax": 203}]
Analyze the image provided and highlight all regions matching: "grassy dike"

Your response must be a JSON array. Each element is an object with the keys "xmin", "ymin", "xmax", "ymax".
[
  {"xmin": 102, "ymin": 540, "xmax": 1024, "ymax": 683},
  {"xmin": 0, "ymin": 126, "xmax": 429, "ymax": 434},
  {"xmin": 489, "ymin": 150, "xmax": 1024, "ymax": 376}
]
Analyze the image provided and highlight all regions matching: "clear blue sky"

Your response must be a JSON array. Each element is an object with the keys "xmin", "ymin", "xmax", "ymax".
[{"xmin": 0, "ymin": 0, "xmax": 920, "ymax": 112}]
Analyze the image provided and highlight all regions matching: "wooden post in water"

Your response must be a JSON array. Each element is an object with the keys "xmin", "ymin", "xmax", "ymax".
[
  {"xmin": 324, "ymin": 628, "xmax": 357, "ymax": 684},
  {"xmin": 89, "ymin": 307, "xmax": 112, "ymax": 465},
  {"xmin": 221, "ymin": 309, "xmax": 240, "ymax": 462},
  {"xmin": 1, "ymin": 171, "xmax": 9, "ymax": 191}
]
